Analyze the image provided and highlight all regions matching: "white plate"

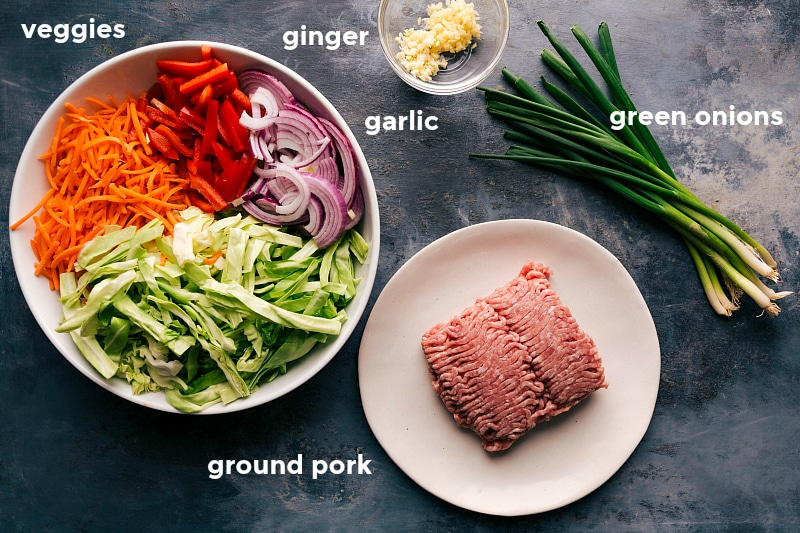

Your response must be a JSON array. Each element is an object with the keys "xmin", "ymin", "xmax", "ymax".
[{"xmin": 358, "ymin": 219, "xmax": 660, "ymax": 516}]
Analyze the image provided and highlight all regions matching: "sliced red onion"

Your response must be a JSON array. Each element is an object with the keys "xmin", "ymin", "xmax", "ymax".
[
  {"xmin": 249, "ymin": 131, "xmax": 275, "ymax": 162},
  {"xmin": 249, "ymin": 86, "xmax": 281, "ymax": 118},
  {"xmin": 304, "ymin": 196, "xmax": 323, "ymax": 240},
  {"xmin": 284, "ymin": 103, "xmax": 329, "ymax": 133},
  {"xmin": 242, "ymin": 170, "xmax": 348, "ymax": 248},
  {"xmin": 239, "ymin": 87, "xmax": 282, "ymax": 131},
  {"xmin": 270, "ymin": 166, "xmax": 310, "ymax": 215},
  {"xmin": 302, "ymin": 175, "xmax": 349, "ymax": 248},
  {"xmin": 318, "ymin": 117, "xmax": 357, "ymax": 206},
  {"xmin": 235, "ymin": 69, "xmax": 365, "ymax": 248},
  {"xmin": 237, "ymin": 70, "xmax": 295, "ymax": 108},
  {"xmin": 239, "ymin": 113, "xmax": 277, "ymax": 131},
  {"xmin": 345, "ymin": 186, "xmax": 364, "ymax": 230},
  {"xmin": 272, "ymin": 108, "xmax": 331, "ymax": 168},
  {"xmin": 301, "ymin": 156, "xmax": 339, "ymax": 185},
  {"xmin": 241, "ymin": 165, "xmax": 310, "ymax": 225},
  {"xmin": 242, "ymin": 195, "xmax": 310, "ymax": 226},
  {"xmin": 253, "ymin": 165, "xmax": 277, "ymax": 180}
]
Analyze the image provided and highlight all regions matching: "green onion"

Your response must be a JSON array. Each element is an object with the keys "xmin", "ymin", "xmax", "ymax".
[{"xmin": 473, "ymin": 21, "xmax": 790, "ymax": 317}]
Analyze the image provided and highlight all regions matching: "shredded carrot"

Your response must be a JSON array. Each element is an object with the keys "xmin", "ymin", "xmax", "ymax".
[
  {"xmin": 10, "ymin": 189, "xmax": 55, "ymax": 231},
  {"xmin": 84, "ymin": 96, "xmax": 116, "ymax": 111},
  {"xmin": 129, "ymin": 101, "xmax": 152, "ymax": 156},
  {"xmin": 204, "ymin": 251, "xmax": 224, "ymax": 265},
  {"xmin": 11, "ymin": 95, "xmax": 200, "ymax": 290}
]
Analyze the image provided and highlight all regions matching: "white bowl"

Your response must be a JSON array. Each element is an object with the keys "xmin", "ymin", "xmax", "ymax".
[
  {"xmin": 378, "ymin": 0, "xmax": 510, "ymax": 95},
  {"xmin": 8, "ymin": 41, "xmax": 380, "ymax": 414}
]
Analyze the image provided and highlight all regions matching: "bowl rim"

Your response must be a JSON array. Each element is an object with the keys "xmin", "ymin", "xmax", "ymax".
[
  {"xmin": 377, "ymin": 0, "xmax": 510, "ymax": 95},
  {"xmin": 8, "ymin": 40, "xmax": 381, "ymax": 414}
]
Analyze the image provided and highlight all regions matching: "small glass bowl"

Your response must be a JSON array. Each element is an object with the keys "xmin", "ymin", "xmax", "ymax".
[{"xmin": 378, "ymin": 0, "xmax": 510, "ymax": 95}]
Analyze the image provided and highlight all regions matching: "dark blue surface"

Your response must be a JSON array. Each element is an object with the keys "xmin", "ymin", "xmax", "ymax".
[{"xmin": 2, "ymin": 1, "xmax": 799, "ymax": 531}]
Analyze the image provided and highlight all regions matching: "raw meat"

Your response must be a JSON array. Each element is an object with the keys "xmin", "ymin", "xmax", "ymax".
[{"xmin": 421, "ymin": 261, "xmax": 607, "ymax": 452}]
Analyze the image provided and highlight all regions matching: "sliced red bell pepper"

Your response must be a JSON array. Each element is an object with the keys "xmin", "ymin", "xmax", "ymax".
[
  {"xmin": 200, "ymin": 45, "xmax": 213, "ymax": 61},
  {"xmin": 218, "ymin": 98, "xmax": 250, "ymax": 153},
  {"xmin": 154, "ymin": 124, "xmax": 194, "ymax": 158},
  {"xmin": 200, "ymin": 99, "xmax": 219, "ymax": 156},
  {"xmin": 214, "ymin": 161, "xmax": 239, "ymax": 201},
  {"xmin": 187, "ymin": 159, "xmax": 215, "ymax": 184},
  {"xmin": 189, "ymin": 172, "xmax": 229, "ymax": 212},
  {"xmin": 210, "ymin": 72, "xmax": 239, "ymax": 98},
  {"xmin": 177, "ymin": 158, "xmax": 190, "ymax": 181},
  {"xmin": 143, "ymin": 45, "xmax": 259, "ymax": 211},
  {"xmin": 156, "ymin": 59, "xmax": 214, "ymax": 79},
  {"xmin": 192, "ymin": 83, "xmax": 214, "ymax": 113},
  {"xmin": 149, "ymin": 98, "xmax": 180, "ymax": 119},
  {"xmin": 212, "ymin": 141, "xmax": 235, "ymax": 170},
  {"xmin": 229, "ymin": 88, "xmax": 252, "ymax": 114},
  {"xmin": 215, "ymin": 152, "xmax": 256, "ymax": 202},
  {"xmin": 179, "ymin": 63, "xmax": 229, "ymax": 95},
  {"xmin": 178, "ymin": 105, "xmax": 206, "ymax": 134},
  {"xmin": 146, "ymin": 127, "xmax": 180, "ymax": 160},
  {"xmin": 146, "ymin": 82, "xmax": 164, "ymax": 103},
  {"xmin": 136, "ymin": 91, "xmax": 149, "ymax": 113},
  {"xmin": 192, "ymin": 136, "xmax": 204, "ymax": 163},
  {"xmin": 146, "ymin": 106, "xmax": 184, "ymax": 130},
  {"xmin": 187, "ymin": 190, "xmax": 214, "ymax": 213},
  {"xmin": 194, "ymin": 159, "xmax": 214, "ymax": 184},
  {"xmin": 235, "ymin": 153, "xmax": 258, "ymax": 198},
  {"xmin": 157, "ymin": 74, "xmax": 186, "ymax": 112}
]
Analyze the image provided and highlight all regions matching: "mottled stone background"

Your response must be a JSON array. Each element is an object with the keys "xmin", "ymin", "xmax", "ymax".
[{"xmin": 1, "ymin": 0, "xmax": 798, "ymax": 530}]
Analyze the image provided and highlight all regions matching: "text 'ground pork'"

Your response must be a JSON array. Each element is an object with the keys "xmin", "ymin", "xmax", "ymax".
[{"xmin": 421, "ymin": 261, "xmax": 607, "ymax": 452}]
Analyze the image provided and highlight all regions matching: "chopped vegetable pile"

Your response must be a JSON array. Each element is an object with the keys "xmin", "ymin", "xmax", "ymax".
[
  {"xmin": 57, "ymin": 208, "xmax": 367, "ymax": 412},
  {"xmin": 148, "ymin": 45, "xmax": 256, "ymax": 211},
  {"xmin": 9, "ymin": 96, "xmax": 194, "ymax": 290},
  {"xmin": 473, "ymin": 21, "xmax": 791, "ymax": 317},
  {"xmin": 12, "ymin": 45, "xmax": 369, "ymax": 410}
]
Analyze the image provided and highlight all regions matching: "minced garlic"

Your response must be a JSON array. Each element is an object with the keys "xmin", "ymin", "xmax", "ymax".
[{"xmin": 395, "ymin": 0, "xmax": 482, "ymax": 82}]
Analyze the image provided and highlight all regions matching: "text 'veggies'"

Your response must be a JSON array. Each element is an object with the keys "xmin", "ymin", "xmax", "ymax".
[{"xmin": 21, "ymin": 19, "xmax": 125, "ymax": 43}]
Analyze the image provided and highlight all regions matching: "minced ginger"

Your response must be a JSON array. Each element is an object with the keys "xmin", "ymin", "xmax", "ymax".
[{"xmin": 395, "ymin": 0, "xmax": 482, "ymax": 82}]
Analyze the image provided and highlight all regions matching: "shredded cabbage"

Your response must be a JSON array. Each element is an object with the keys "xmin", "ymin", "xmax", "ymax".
[{"xmin": 56, "ymin": 209, "xmax": 366, "ymax": 412}]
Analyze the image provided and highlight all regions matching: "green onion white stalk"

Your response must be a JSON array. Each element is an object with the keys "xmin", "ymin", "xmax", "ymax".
[{"xmin": 473, "ymin": 21, "xmax": 790, "ymax": 317}]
